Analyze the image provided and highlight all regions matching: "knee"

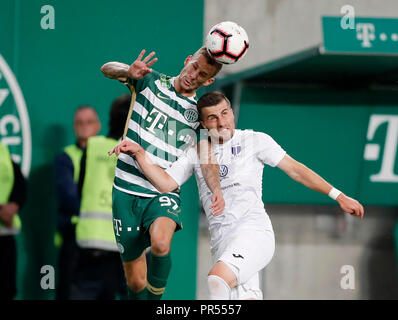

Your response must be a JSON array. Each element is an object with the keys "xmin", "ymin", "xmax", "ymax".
[
  {"xmin": 151, "ymin": 236, "xmax": 171, "ymax": 256},
  {"xmin": 207, "ymin": 275, "xmax": 231, "ymax": 300},
  {"xmin": 126, "ymin": 274, "xmax": 146, "ymax": 292}
]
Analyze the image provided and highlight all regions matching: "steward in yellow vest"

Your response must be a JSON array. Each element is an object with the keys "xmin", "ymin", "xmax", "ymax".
[
  {"xmin": 0, "ymin": 143, "xmax": 21, "ymax": 235},
  {"xmin": 54, "ymin": 105, "xmax": 100, "ymax": 300},
  {"xmin": 69, "ymin": 94, "xmax": 131, "ymax": 300},
  {"xmin": 0, "ymin": 142, "xmax": 27, "ymax": 299}
]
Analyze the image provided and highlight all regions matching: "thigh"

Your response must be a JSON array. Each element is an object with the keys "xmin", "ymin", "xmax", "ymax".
[
  {"xmin": 112, "ymin": 188, "xmax": 150, "ymax": 262},
  {"xmin": 217, "ymin": 228, "xmax": 275, "ymax": 285}
]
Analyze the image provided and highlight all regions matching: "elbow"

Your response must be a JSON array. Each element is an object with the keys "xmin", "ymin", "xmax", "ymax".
[{"xmin": 100, "ymin": 64, "xmax": 107, "ymax": 74}]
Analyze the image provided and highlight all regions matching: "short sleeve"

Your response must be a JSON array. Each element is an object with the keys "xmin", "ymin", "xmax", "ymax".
[
  {"xmin": 255, "ymin": 132, "xmax": 286, "ymax": 167},
  {"xmin": 165, "ymin": 148, "xmax": 197, "ymax": 187}
]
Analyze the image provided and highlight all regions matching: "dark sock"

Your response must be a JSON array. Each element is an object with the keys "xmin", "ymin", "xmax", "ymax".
[
  {"xmin": 146, "ymin": 252, "xmax": 171, "ymax": 300},
  {"xmin": 127, "ymin": 287, "xmax": 147, "ymax": 300}
]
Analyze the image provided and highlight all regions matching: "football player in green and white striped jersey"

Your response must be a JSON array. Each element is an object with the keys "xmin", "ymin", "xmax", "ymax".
[{"xmin": 102, "ymin": 47, "xmax": 223, "ymax": 300}]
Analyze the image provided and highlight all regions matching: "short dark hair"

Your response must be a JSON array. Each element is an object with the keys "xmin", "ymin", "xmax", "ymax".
[
  {"xmin": 109, "ymin": 94, "xmax": 131, "ymax": 139},
  {"xmin": 197, "ymin": 91, "xmax": 231, "ymax": 119},
  {"xmin": 194, "ymin": 46, "xmax": 223, "ymax": 77}
]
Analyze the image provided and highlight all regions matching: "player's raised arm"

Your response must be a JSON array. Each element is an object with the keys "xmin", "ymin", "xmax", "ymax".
[
  {"xmin": 101, "ymin": 49, "xmax": 158, "ymax": 82},
  {"xmin": 277, "ymin": 154, "xmax": 364, "ymax": 219}
]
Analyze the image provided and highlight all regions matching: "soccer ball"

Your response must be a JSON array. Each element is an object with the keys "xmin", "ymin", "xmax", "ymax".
[{"xmin": 205, "ymin": 21, "xmax": 249, "ymax": 65}]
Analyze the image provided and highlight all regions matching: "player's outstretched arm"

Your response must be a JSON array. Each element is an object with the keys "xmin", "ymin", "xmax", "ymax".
[
  {"xmin": 197, "ymin": 140, "xmax": 225, "ymax": 216},
  {"xmin": 277, "ymin": 154, "xmax": 364, "ymax": 219},
  {"xmin": 108, "ymin": 140, "xmax": 178, "ymax": 193},
  {"xmin": 101, "ymin": 49, "xmax": 158, "ymax": 82}
]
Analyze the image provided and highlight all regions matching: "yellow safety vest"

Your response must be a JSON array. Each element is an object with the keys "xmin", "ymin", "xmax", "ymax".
[
  {"xmin": 75, "ymin": 136, "xmax": 118, "ymax": 251},
  {"xmin": 0, "ymin": 143, "xmax": 21, "ymax": 235}
]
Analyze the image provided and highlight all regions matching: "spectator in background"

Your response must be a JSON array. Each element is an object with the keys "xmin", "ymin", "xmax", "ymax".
[
  {"xmin": 54, "ymin": 106, "xmax": 101, "ymax": 300},
  {"xmin": 0, "ymin": 142, "xmax": 27, "ymax": 300},
  {"xmin": 69, "ymin": 94, "xmax": 130, "ymax": 300}
]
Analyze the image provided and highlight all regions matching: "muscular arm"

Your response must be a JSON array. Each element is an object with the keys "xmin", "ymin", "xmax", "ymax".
[
  {"xmin": 101, "ymin": 49, "xmax": 158, "ymax": 82},
  {"xmin": 109, "ymin": 141, "xmax": 178, "ymax": 193},
  {"xmin": 197, "ymin": 139, "xmax": 224, "ymax": 215},
  {"xmin": 133, "ymin": 147, "xmax": 179, "ymax": 193},
  {"xmin": 277, "ymin": 154, "xmax": 364, "ymax": 219},
  {"xmin": 100, "ymin": 62, "xmax": 130, "ymax": 81}
]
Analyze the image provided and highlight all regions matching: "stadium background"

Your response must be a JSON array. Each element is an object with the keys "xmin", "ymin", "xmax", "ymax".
[{"xmin": 1, "ymin": 0, "xmax": 397, "ymax": 299}]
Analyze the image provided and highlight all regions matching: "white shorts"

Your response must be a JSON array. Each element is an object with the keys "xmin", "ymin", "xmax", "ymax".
[{"xmin": 211, "ymin": 226, "xmax": 275, "ymax": 300}]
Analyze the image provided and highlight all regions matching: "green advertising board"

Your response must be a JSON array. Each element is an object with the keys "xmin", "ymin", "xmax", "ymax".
[
  {"xmin": 322, "ymin": 16, "xmax": 398, "ymax": 54},
  {"xmin": 1, "ymin": 0, "xmax": 204, "ymax": 300},
  {"xmin": 238, "ymin": 87, "xmax": 398, "ymax": 206}
]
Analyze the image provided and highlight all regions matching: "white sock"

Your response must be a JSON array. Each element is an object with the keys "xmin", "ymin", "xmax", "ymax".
[{"xmin": 207, "ymin": 275, "xmax": 231, "ymax": 300}]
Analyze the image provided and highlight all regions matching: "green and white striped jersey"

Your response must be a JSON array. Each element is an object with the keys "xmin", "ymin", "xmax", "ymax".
[{"xmin": 114, "ymin": 71, "xmax": 200, "ymax": 198}]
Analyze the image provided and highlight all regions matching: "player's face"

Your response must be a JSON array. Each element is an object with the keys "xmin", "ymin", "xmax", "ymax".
[
  {"xmin": 200, "ymin": 99, "xmax": 235, "ymax": 143},
  {"xmin": 74, "ymin": 108, "xmax": 101, "ymax": 146},
  {"xmin": 176, "ymin": 54, "xmax": 216, "ymax": 96}
]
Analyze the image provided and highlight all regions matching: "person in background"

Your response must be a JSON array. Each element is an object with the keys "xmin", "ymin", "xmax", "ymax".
[
  {"xmin": 54, "ymin": 106, "xmax": 101, "ymax": 300},
  {"xmin": 0, "ymin": 142, "xmax": 27, "ymax": 300},
  {"xmin": 69, "ymin": 94, "xmax": 130, "ymax": 300}
]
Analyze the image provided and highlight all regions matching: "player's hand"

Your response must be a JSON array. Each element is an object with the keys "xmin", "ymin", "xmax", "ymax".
[
  {"xmin": 108, "ymin": 140, "xmax": 142, "ymax": 157},
  {"xmin": 127, "ymin": 49, "xmax": 158, "ymax": 80},
  {"xmin": 336, "ymin": 194, "xmax": 364, "ymax": 219},
  {"xmin": 210, "ymin": 189, "xmax": 225, "ymax": 216}
]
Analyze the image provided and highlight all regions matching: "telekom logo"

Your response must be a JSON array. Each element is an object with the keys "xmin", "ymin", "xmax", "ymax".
[
  {"xmin": 356, "ymin": 23, "xmax": 376, "ymax": 48},
  {"xmin": 364, "ymin": 115, "xmax": 398, "ymax": 182}
]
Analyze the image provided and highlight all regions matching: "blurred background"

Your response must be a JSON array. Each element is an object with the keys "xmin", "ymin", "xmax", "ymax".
[{"xmin": 1, "ymin": 0, "xmax": 397, "ymax": 299}]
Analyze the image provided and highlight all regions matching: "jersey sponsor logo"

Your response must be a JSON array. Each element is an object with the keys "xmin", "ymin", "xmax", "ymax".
[
  {"xmin": 184, "ymin": 108, "xmax": 199, "ymax": 123},
  {"xmin": 156, "ymin": 92, "xmax": 171, "ymax": 101},
  {"xmin": 232, "ymin": 253, "xmax": 244, "ymax": 259},
  {"xmin": 146, "ymin": 108, "xmax": 169, "ymax": 134},
  {"xmin": 219, "ymin": 165, "xmax": 228, "ymax": 177},
  {"xmin": 231, "ymin": 145, "xmax": 241, "ymax": 156},
  {"xmin": 113, "ymin": 218, "xmax": 122, "ymax": 236},
  {"xmin": 0, "ymin": 55, "xmax": 31, "ymax": 177}
]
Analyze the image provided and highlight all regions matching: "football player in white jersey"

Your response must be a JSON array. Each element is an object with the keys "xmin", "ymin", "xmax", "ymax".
[{"xmin": 110, "ymin": 91, "xmax": 364, "ymax": 300}]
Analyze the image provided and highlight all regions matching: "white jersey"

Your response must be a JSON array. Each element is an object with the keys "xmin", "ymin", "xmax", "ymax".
[{"xmin": 166, "ymin": 129, "xmax": 286, "ymax": 250}]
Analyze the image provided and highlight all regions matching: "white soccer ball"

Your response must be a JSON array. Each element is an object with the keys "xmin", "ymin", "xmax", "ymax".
[{"xmin": 205, "ymin": 21, "xmax": 249, "ymax": 65}]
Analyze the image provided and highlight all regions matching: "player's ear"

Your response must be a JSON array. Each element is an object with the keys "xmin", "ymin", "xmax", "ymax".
[
  {"xmin": 184, "ymin": 55, "xmax": 192, "ymax": 66},
  {"xmin": 202, "ymin": 77, "xmax": 215, "ymax": 87}
]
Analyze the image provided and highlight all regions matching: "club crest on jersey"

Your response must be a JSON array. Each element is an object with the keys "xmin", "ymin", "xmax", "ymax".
[
  {"xmin": 231, "ymin": 145, "xmax": 241, "ymax": 156},
  {"xmin": 117, "ymin": 242, "xmax": 124, "ymax": 254},
  {"xmin": 184, "ymin": 108, "xmax": 199, "ymax": 123},
  {"xmin": 219, "ymin": 165, "xmax": 228, "ymax": 177}
]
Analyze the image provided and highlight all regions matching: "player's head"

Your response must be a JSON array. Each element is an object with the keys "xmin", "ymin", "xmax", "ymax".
[
  {"xmin": 175, "ymin": 47, "xmax": 223, "ymax": 96},
  {"xmin": 197, "ymin": 91, "xmax": 234, "ymax": 144},
  {"xmin": 108, "ymin": 94, "xmax": 131, "ymax": 140},
  {"xmin": 74, "ymin": 105, "xmax": 101, "ymax": 147}
]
